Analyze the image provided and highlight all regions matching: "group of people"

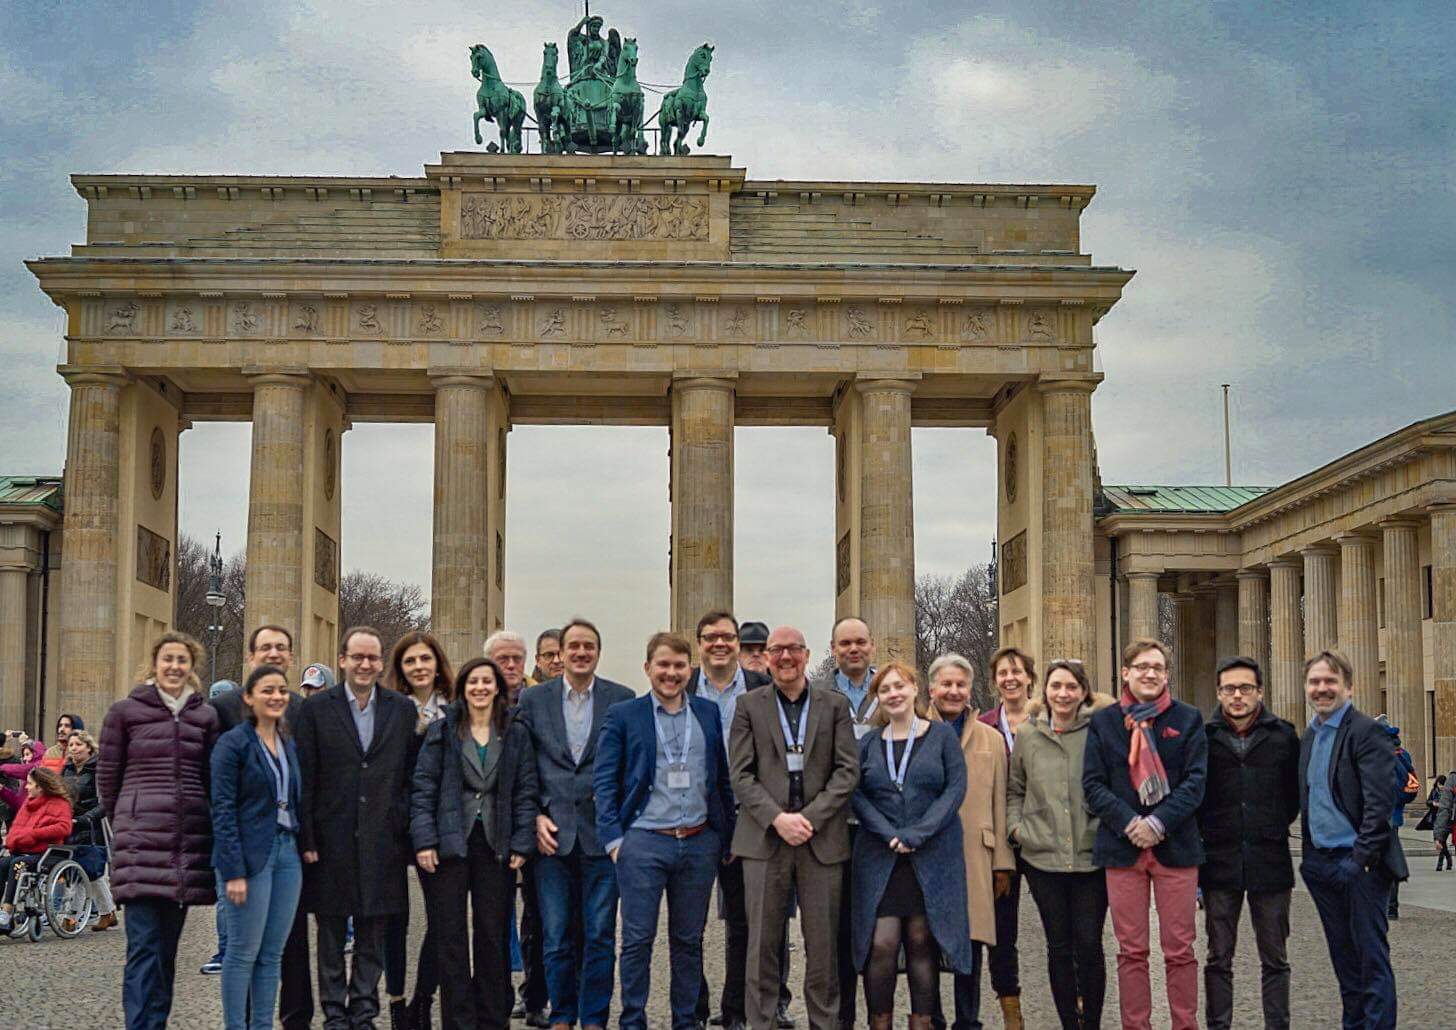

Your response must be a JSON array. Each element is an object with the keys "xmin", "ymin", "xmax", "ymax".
[
  {"xmin": 4, "ymin": 609, "xmax": 1415, "ymax": 1030},
  {"xmin": 0, "ymin": 712, "xmax": 119, "ymax": 932}
]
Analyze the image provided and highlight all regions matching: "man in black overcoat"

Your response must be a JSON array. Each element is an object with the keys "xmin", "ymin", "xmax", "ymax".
[{"xmin": 296, "ymin": 625, "xmax": 416, "ymax": 1030}]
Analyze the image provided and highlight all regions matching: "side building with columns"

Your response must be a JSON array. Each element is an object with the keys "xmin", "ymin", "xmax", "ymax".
[{"xmin": 1098, "ymin": 407, "xmax": 1456, "ymax": 783}]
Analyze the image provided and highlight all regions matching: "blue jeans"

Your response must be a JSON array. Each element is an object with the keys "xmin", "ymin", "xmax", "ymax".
[
  {"xmin": 122, "ymin": 899, "xmax": 189, "ymax": 1030},
  {"xmin": 1301, "ymin": 847, "xmax": 1396, "ymax": 1030},
  {"xmin": 616, "ymin": 828, "xmax": 721, "ymax": 1030},
  {"xmin": 535, "ymin": 849, "xmax": 619, "ymax": 1026},
  {"xmin": 221, "ymin": 829, "xmax": 304, "ymax": 1030}
]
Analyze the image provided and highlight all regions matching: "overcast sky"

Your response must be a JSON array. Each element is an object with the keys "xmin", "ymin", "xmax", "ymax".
[{"xmin": 3, "ymin": 1, "xmax": 1453, "ymax": 683}]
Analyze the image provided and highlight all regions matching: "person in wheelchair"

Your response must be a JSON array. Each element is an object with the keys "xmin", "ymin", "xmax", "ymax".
[
  {"xmin": 62, "ymin": 730, "xmax": 119, "ymax": 931},
  {"xmin": 0, "ymin": 767, "xmax": 73, "ymax": 931}
]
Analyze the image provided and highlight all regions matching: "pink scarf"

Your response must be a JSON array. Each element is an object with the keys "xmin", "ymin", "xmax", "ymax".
[{"xmin": 1121, "ymin": 687, "xmax": 1172, "ymax": 806}]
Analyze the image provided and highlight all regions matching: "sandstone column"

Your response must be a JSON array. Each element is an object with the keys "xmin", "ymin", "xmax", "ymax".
[
  {"xmin": 0, "ymin": 563, "xmax": 29, "ymax": 730},
  {"xmin": 57, "ymin": 370, "xmax": 126, "ymax": 720},
  {"xmin": 1336, "ymin": 532, "xmax": 1381, "ymax": 716},
  {"xmin": 670, "ymin": 376, "xmax": 735, "ymax": 643},
  {"xmin": 1126, "ymin": 572, "xmax": 1161, "ymax": 642},
  {"xmin": 1268, "ymin": 559, "xmax": 1304, "ymax": 725},
  {"xmin": 1168, "ymin": 593, "xmax": 1193, "ymax": 703},
  {"xmin": 855, "ymin": 378, "xmax": 916, "ymax": 664},
  {"xmin": 1381, "ymin": 518, "xmax": 1426, "ymax": 778},
  {"xmin": 431, "ymin": 375, "xmax": 493, "ymax": 665},
  {"xmin": 1301, "ymin": 544, "xmax": 1339, "ymax": 654},
  {"xmin": 1215, "ymin": 581, "xmax": 1239, "ymax": 664},
  {"xmin": 1039, "ymin": 379, "xmax": 1098, "ymax": 670},
  {"xmin": 1431, "ymin": 503, "xmax": 1456, "ymax": 778},
  {"xmin": 1236, "ymin": 569, "xmax": 1270, "ymax": 675},
  {"xmin": 244, "ymin": 373, "xmax": 310, "ymax": 643},
  {"xmin": 1188, "ymin": 587, "xmax": 1219, "ymax": 711}
]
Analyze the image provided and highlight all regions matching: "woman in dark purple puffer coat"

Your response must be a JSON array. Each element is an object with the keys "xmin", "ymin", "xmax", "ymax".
[{"xmin": 98, "ymin": 630, "xmax": 220, "ymax": 1030}]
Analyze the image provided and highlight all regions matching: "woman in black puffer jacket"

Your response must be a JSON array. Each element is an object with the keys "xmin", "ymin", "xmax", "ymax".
[
  {"xmin": 61, "ymin": 730, "xmax": 119, "ymax": 930},
  {"xmin": 98, "ymin": 630, "xmax": 220, "ymax": 1028}
]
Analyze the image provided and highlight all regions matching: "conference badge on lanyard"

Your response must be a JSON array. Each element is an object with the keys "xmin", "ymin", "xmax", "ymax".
[
  {"xmin": 778, "ymin": 694, "xmax": 811, "ymax": 773},
  {"xmin": 886, "ymin": 718, "xmax": 919, "ymax": 791},
  {"xmin": 852, "ymin": 696, "xmax": 879, "ymax": 740},
  {"xmin": 655, "ymin": 705, "xmax": 693, "ymax": 790}
]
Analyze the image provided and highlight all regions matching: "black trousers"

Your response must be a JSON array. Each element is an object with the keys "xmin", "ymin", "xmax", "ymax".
[
  {"xmin": 697, "ymin": 856, "xmax": 749, "ymax": 1024},
  {"xmin": 121, "ymin": 900, "xmax": 189, "ymax": 1030},
  {"xmin": 279, "ymin": 905, "xmax": 314, "ymax": 1030},
  {"xmin": 384, "ymin": 867, "xmax": 438, "ymax": 1000},
  {"xmin": 1022, "ymin": 866, "xmax": 1107, "ymax": 1030},
  {"xmin": 987, "ymin": 865, "xmax": 1021, "ymax": 998},
  {"xmin": 519, "ymin": 857, "xmax": 550, "ymax": 1011},
  {"xmin": 930, "ymin": 942, "xmax": 983, "ymax": 1030},
  {"xmin": 317, "ymin": 912, "xmax": 386, "ymax": 1030},
  {"xmin": 422, "ymin": 824, "xmax": 516, "ymax": 1030},
  {"xmin": 1203, "ymin": 888, "xmax": 1291, "ymax": 1030}
]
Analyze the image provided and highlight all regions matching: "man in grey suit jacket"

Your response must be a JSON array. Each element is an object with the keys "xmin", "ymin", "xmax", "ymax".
[
  {"xmin": 516, "ymin": 618, "xmax": 635, "ymax": 1030},
  {"xmin": 730, "ymin": 625, "xmax": 859, "ymax": 1030}
]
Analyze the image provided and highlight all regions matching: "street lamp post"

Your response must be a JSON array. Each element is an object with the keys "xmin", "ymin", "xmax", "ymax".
[{"xmin": 205, "ymin": 531, "xmax": 226, "ymax": 686}]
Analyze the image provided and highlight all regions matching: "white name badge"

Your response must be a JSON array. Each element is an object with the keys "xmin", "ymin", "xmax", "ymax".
[
  {"xmin": 786, "ymin": 751, "xmax": 805, "ymax": 773},
  {"xmin": 853, "ymin": 723, "xmax": 872, "ymax": 740},
  {"xmin": 667, "ymin": 766, "xmax": 692, "ymax": 790}
]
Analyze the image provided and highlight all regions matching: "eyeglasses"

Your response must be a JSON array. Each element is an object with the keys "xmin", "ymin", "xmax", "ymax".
[
  {"xmin": 1216, "ymin": 683, "xmax": 1261, "ymax": 696},
  {"xmin": 1128, "ymin": 662, "xmax": 1167, "ymax": 674},
  {"xmin": 699, "ymin": 633, "xmax": 738, "ymax": 644},
  {"xmin": 344, "ymin": 654, "xmax": 383, "ymax": 665},
  {"xmin": 766, "ymin": 644, "xmax": 807, "ymax": 657}
]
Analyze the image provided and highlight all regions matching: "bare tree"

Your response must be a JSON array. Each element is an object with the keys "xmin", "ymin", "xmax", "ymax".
[
  {"xmin": 173, "ymin": 534, "xmax": 430, "ymax": 683},
  {"xmin": 914, "ymin": 564, "xmax": 999, "ymax": 712},
  {"xmin": 337, "ymin": 570, "xmax": 430, "ymax": 659}
]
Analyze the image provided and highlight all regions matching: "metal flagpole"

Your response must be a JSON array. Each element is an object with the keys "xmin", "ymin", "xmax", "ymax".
[{"xmin": 1221, "ymin": 383, "xmax": 1232, "ymax": 487}]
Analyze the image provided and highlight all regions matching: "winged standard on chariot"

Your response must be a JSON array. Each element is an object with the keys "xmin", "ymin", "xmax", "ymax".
[{"xmin": 469, "ymin": 7, "xmax": 713, "ymax": 157}]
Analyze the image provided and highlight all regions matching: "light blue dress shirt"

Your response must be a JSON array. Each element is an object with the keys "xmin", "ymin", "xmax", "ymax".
[
  {"xmin": 631, "ymin": 697, "xmax": 709, "ymax": 835},
  {"xmin": 348, "ymin": 686, "xmax": 377, "ymax": 752},
  {"xmin": 563, "ymin": 679, "xmax": 595, "ymax": 766},
  {"xmin": 697, "ymin": 667, "xmax": 746, "ymax": 751},
  {"xmin": 1307, "ymin": 700, "xmax": 1358, "ymax": 849}
]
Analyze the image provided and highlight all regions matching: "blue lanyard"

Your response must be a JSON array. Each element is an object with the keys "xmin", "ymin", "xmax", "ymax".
[
  {"xmin": 776, "ymin": 693, "xmax": 810, "ymax": 751},
  {"xmin": 653, "ymin": 702, "xmax": 693, "ymax": 767},
  {"xmin": 885, "ymin": 719, "xmax": 919, "ymax": 789}
]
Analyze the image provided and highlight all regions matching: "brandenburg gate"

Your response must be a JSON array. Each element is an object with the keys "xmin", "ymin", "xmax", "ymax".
[{"xmin": 27, "ymin": 152, "xmax": 1132, "ymax": 715}]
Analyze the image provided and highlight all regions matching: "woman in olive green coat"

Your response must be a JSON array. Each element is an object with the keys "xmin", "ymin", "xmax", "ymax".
[{"xmin": 1007, "ymin": 660, "xmax": 1115, "ymax": 1030}]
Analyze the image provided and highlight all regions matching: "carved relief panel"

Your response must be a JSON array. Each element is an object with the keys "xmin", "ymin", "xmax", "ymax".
[
  {"xmin": 459, "ymin": 193, "xmax": 709, "ymax": 242},
  {"xmin": 136, "ymin": 525, "xmax": 171, "ymax": 592}
]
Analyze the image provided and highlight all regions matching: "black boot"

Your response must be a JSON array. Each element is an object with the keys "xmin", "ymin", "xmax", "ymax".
[
  {"xmin": 408, "ymin": 994, "xmax": 433, "ymax": 1029},
  {"xmin": 390, "ymin": 998, "xmax": 412, "ymax": 1030}
]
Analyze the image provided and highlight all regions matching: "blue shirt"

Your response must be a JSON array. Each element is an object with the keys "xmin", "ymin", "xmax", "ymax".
[
  {"xmin": 258, "ymin": 737, "xmax": 295, "ymax": 831},
  {"xmin": 348, "ymin": 686, "xmax": 377, "ymax": 753},
  {"xmin": 1307, "ymin": 701, "xmax": 1358, "ymax": 849},
  {"xmin": 697, "ymin": 668, "xmax": 746, "ymax": 752},
  {"xmin": 631, "ymin": 697, "xmax": 709, "ymax": 836},
  {"xmin": 834, "ymin": 667, "xmax": 877, "ymax": 719}
]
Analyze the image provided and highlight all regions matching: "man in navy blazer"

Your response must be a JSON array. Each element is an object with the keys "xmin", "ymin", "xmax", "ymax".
[
  {"xmin": 595, "ymin": 630, "xmax": 736, "ymax": 1030},
  {"xmin": 1297, "ymin": 649, "xmax": 1405, "ymax": 1029},
  {"xmin": 515, "ymin": 618, "xmax": 634, "ymax": 1030},
  {"xmin": 1083, "ymin": 638, "xmax": 1207, "ymax": 1030}
]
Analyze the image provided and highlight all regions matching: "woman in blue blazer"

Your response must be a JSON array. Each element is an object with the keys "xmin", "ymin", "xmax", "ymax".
[
  {"xmin": 210, "ymin": 663, "xmax": 304, "ymax": 1030},
  {"xmin": 851, "ymin": 662, "xmax": 972, "ymax": 1030}
]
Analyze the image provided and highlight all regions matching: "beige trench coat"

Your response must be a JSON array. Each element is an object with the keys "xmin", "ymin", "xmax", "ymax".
[{"xmin": 928, "ymin": 706, "xmax": 1014, "ymax": 945}]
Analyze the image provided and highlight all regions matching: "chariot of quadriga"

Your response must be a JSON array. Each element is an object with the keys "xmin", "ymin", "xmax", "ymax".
[{"xmin": 469, "ymin": 8, "xmax": 713, "ymax": 156}]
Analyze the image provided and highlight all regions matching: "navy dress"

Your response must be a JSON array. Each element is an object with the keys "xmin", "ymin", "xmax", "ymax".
[{"xmin": 849, "ymin": 720, "xmax": 972, "ymax": 974}]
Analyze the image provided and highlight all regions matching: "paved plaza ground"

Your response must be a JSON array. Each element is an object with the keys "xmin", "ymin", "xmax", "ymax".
[{"xmin": 6, "ymin": 833, "xmax": 1453, "ymax": 1028}]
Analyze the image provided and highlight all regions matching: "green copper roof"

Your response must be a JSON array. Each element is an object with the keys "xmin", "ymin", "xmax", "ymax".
[
  {"xmin": 0, "ymin": 476, "xmax": 63, "ymax": 511},
  {"xmin": 1099, "ymin": 485, "xmax": 1272, "ymax": 515}
]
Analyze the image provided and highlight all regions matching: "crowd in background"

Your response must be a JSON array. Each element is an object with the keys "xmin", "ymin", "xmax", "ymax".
[{"xmin": 0, "ymin": 610, "xmax": 1436, "ymax": 1030}]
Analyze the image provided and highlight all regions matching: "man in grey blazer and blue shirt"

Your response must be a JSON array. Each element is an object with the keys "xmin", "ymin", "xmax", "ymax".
[{"xmin": 516, "ymin": 618, "xmax": 634, "ymax": 1030}]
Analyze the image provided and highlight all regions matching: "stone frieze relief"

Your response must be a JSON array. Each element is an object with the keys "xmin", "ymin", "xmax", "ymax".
[{"xmin": 459, "ymin": 193, "xmax": 709, "ymax": 242}]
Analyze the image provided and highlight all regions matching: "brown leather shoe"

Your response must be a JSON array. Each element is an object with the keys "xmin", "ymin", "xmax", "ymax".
[
  {"xmin": 91, "ymin": 912, "xmax": 118, "ymax": 931},
  {"xmin": 998, "ymin": 995, "xmax": 1024, "ymax": 1030},
  {"xmin": 551, "ymin": 1024, "xmax": 572, "ymax": 1030},
  {"xmin": 907, "ymin": 1015, "xmax": 933, "ymax": 1030},
  {"xmin": 870, "ymin": 1015, "xmax": 894, "ymax": 1030}
]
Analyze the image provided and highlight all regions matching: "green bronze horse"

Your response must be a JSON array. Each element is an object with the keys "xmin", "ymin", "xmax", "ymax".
[
  {"xmin": 658, "ymin": 44, "xmax": 713, "ymax": 155},
  {"xmin": 469, "ymin": 43, "xmax": 525, "ymax": 153},
  {"xmin": 533, "ymin": 42, "xmax": 574, "ymax": 154},
  {"xmin": 608, "ymin": 37, "xmax": 646, "ymax": 155}
]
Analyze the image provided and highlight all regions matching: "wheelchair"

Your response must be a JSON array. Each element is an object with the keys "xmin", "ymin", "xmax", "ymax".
[{"xmin": 3, "ymin": 819, "xmax": 110, "ymax": 943}]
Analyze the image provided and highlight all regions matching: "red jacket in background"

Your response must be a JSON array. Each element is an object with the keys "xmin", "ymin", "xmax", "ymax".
[{"xmin": 5, "ymin": 794, "xmax": 73, "ymax": 853}]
